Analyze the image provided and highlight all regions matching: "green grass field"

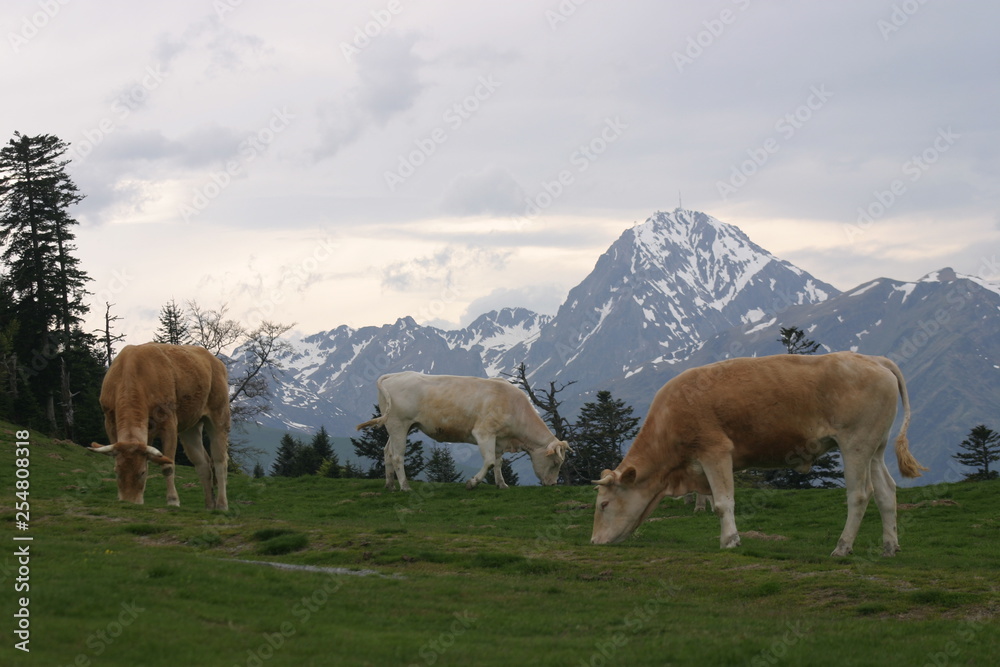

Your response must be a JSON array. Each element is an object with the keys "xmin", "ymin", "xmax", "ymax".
[{"xmin": 2, "ymin": 422, "xmax": 997, "ymax": 666}]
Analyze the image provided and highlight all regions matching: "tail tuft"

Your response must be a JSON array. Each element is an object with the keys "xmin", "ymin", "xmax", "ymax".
[
  {"xmin": 355, "ymin": 417, "xmax": 385, "ymax": 431},
  {"xmin": 895, "ymin": 433, "xmax": 928, "ymax": 478}
]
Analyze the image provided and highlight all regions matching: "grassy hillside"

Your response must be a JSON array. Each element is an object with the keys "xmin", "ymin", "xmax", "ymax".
[{"xmin": 2, "ymin": 422, "xmax": 997, "ymax": 666}]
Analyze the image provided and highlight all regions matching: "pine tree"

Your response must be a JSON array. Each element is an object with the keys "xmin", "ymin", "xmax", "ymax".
[
  {"xmin": 271, "ymin": 433, "xmax": 304, "ymax": 477},
  {"xmin": 760, "ymin": 325, "xmax": 843, "ymax": 489},
  {"xmin": 567, "ymin": 390, "xmax": 640, "ymax": 485},
  {"xmin": 504, "ymin": 457, "xmax": 519, "ymax": 486},
  {"xmin": 154, "ymin": 299, "xmax": 191, "ymax": 345},
  {"xmin": 778, "ymin": 326, "xmax": 821, "ymax": 355},
  {"xmin": 952, "ymin": 425, "xmax": 1000, "ymax": 481},
  {"xmin": 310, "ymin": 426, "xmax": 340, "ymax": 477},
  {"xmin": 0, "ymin": 132, "xmax": 94, "ymax": 435},
  {"xmin": 425, "ymin": 446, "xmax": 463, "ymax": 483},
  {"xmin": 341, "ymin": 460, "xmax": 365, "ymax": 478},
  {"xmin": 351, "ymin": 405, "xmax": 425, "ymax": 480},
  {"xmin": 252, "ymin": 462, "xmax": 266, "ymax": 478}
]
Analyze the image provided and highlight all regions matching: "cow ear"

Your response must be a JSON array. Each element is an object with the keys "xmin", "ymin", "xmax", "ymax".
[
  {"xmin": 150, "ymin": 456, "xmax": 174, "ymax": 466},
  {"xmin": 620, "ymin": 466, "xmax": 637, "ymax": 485}
]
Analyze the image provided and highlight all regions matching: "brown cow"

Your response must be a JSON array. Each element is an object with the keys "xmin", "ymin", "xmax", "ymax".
[
  {"xmin": 90, "ymin": 343, "xmax": 230, "ymax": 510},
  {"xmin": 591, "ymin": 352, "xmax": 926, "ymax": 556}
]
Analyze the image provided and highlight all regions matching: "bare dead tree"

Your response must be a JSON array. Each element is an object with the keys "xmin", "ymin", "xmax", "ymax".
[
  {"xmin": 187, "ymin": 301, "xmax": 244, "ymax": 356},
  {"xmin": 228, "ymin": 320, "xmax": 294, "ymax": 425},
  {"xmin": 503, "ymin": 362, "xmax": 576, "ymax": 442},
  {"xmin": 184, "ymin": 300, "xmax": 293, "ymax": 472},
  {"xmin": 95, "ymin": 302, "xmax": 125, "ymax": 365}
]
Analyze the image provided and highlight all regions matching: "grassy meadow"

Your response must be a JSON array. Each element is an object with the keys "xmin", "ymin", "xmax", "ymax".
[{"xmin": 2, "ymin": 422, "xmax": 997, "ymax": 666}]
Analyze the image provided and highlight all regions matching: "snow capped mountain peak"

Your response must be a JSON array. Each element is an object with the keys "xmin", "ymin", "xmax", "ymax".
[{"xmin": 625, "ymin": 209, "xmax": 781, "ymax": 305}]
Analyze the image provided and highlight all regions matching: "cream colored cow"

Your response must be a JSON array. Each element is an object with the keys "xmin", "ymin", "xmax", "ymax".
[{"xmin": 357, "ymin": 372, "xmax": 571, "ymax": 491}]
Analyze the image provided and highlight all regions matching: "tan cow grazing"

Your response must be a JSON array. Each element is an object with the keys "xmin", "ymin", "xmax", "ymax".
[
  {"xmin": 356, "ymin": 372, "xmax": 572, "ymax": 491},
  {"xmin": 90, "ymin": 343, "xmax": 230, "ymax": 510},
  {"xmin": 591, "ymin": 352, "xmax": 927, "ymax": 557}
]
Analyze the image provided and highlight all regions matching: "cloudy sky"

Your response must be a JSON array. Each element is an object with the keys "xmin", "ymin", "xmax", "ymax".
[{"xmin": 3, "ymin": 1, "xmax": 997, "ymax": 344}]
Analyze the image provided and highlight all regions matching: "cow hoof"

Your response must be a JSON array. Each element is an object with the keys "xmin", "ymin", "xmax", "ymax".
[
  {"xmin": 167, "ymin": 499, "xmax": 180, "ymax": 507},
  {"xmin": 882, "ymin": 543, "xmax": 900, "ymax": 557},
  {"xmin": 831, "ymin": 545, "xmax": 853, "ymax": 557},
  {"xmin": 721, "ymin": 534, "xmax": 741, "ymax": 549},
  {"xmin": 465, "ymin": 479, "xmax": 478, "ymax": 490}
]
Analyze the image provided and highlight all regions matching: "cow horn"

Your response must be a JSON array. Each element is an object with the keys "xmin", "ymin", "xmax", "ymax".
[
  {"xmin": 146, "ymin": 446, "xmax": 173, "ymax": 465},
  {"xmin": 90, "ymin": 443, "xmax": 116, "ymax": 456},
  {"xmin": 592, "ymin": 472, "xmax": 616, "ymax": 486},
  {"xmin": 546, "ymin": 440, "xmax": 571, "ymax": 459}
]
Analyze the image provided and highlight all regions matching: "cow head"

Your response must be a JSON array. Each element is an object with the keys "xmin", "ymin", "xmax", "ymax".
[
  {"xmin": 89, "ymin": 442, "xmax": 173, "ymax": 504},
  {"xmin": 590, "ymin": 465, "xmax": 663, "ymax": 544},
  {"xmin": 528, "ymin": 440, "xmax": 572, "ymax": 485}
]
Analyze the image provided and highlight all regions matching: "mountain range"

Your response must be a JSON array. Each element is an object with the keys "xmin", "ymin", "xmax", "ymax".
[{"xmin": 239, "ymin": 209, "xmax": 1000, "ymax": 486}]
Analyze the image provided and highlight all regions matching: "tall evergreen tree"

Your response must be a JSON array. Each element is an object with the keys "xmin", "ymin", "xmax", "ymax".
[
  {"xmin": 567, "ymin": 390, "xmax": 640, "ymax": 485},
  {"xmin": 292, "ymin": 425, "xmax": 336, "ymax": 476},
  {"xmin": 154, "ymin": 299, "xmax": 191, "ymax": 345},
  {"xmin": 351, "ymin": 405, "xmax": 425, "ymax": 480},
  {"xmin": 271, "ymin": 433, "xmax": 304, "ymax": 477},
  {"xmin": 0, "ymin": 132, "xmax": 96, "ymax": 435},
  {"xmin": 425, "ymin": 446, "xmax": 463, "ymax": 483},
  {"xmin": 311, "ymin": 425, "xmax": 334, "ymax": 460},
  {"xmin": 952, "ymin": 425, "xmax": 1000, "ymax": 481}
]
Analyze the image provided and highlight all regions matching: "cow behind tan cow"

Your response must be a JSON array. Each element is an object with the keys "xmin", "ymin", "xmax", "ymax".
[
  {"xmin": 356, "ymin": 371, "xmax": 571, "ymax": 491},
  {"xmin": 591, "ymin": 352, "xmax": 926, "ymax": 556},
  {"xmin": 90, "ymin": 343, "xmax": 230, "ymax": 510}
]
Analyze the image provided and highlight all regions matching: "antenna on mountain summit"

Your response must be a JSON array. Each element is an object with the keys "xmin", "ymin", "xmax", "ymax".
[{"xmin": 677, "ymin": 191, "xmax": 683, "ymax": 211}]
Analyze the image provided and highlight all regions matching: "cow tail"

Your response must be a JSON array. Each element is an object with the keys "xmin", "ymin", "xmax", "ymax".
[
  {"xmin": 355, "ymin": 375, "xmax": 391, "ymax": 431},
  {"xmin": 878, "ymin": 357, "xmax": 927, "ymax": 478}
]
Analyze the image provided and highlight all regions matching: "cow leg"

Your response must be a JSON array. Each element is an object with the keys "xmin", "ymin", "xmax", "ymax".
[
  {"xmin": 832, "ymin": 443, "xmax": 873, "ymax": 557},
  {"xmin": 869, "ymin": 446, "xmax": 900, "ymax": 556},
  {"xmin": 490, "ymin": 441, "xmax": 508, "ymax": 490},
  {"xmin": 694, "ymin": 493, "xmax": 712, "ymax": 513},
  {"xmin": 179, "ymin": 425, "xmax": 214, "ymax": 509},
  {"xmin": 700, "ymin": 452, "xmax": 739, "ymax": 549},
  {"xmin": 384, "ymin": 422, "xmax": 412, "ymax": 491},
  {"xmin": 467, "ymin": 432, "xmax": 504, "ymax": 490},
  {"xmin": 159, "ymin": 421, "xmax": 181, "ymax": 507},
  {"xmin": 206, "ymin": 418, "xmax": 229, "ymax": 511}
]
